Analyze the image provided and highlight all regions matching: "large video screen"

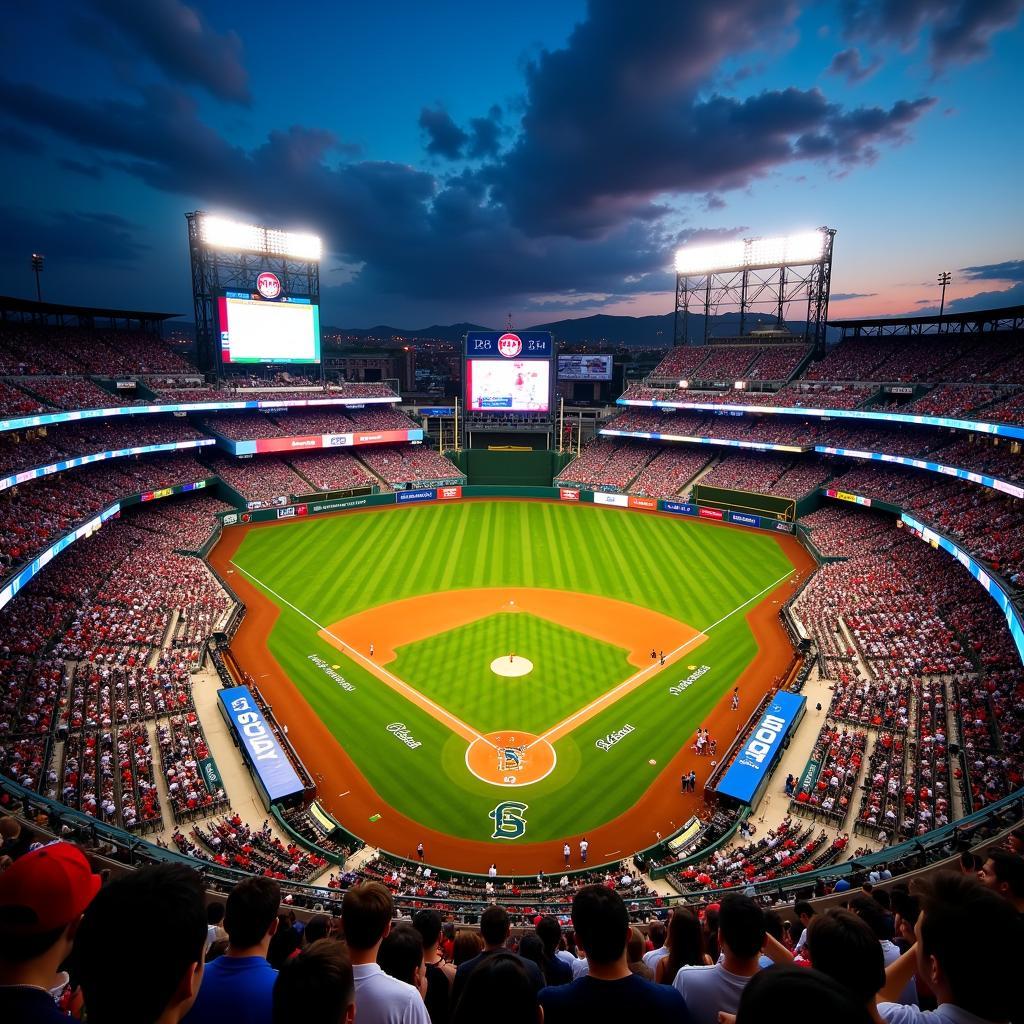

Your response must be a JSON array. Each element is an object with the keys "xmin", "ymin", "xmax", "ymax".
[
  {"xmin": 466, "ymin": 359, "xmax": 550, "ymax": 412},
  {"xmin": 558, "ymin": 354, "xmax": 613, "ymax": 380},
  {"xmin": 218, "ymin": 294, "xmax": 321, "ymax": 364}
]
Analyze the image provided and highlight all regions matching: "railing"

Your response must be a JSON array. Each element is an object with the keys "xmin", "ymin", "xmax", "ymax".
[{"xmin": 2, "ymin": 769, "xmax": 1019, "ymax": 917}]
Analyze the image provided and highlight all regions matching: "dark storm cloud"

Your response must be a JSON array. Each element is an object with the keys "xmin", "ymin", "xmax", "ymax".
[
  {"xmin": 0, "ymin": 0, "xmax": 943, "ymax": 314},
  {"xmin": 0, "ymin": 207, "xmax": 150, "ymax": 265},
  {"xmin": 419, "ymin": 105, "xmax": 502, "ymax": 161},
  {"xmin": 840, "ymin": 0, "xmax": 1024, "ymax": 68},
  {"xmin": 467, "ymin": 107, "xmax": 503, "ymax": 159},
  {"xmin": 487, "ymin": 0, "xmax": 934, "ymax": 237},
  {"xmin": 0, "ymin": 123, "xmax": 46, "ymax": 154},
  {"xmin": 419, "ymin": 107, "xmax": 469, "ymax": 159},
  {"xmin": 59, "ymin": 158, "xmax": 103, "ymax": 179},
  {"xmin": 827, "ymin": 48, "xmax": 883, "ymax": 83},
  {"xmin": 960, "ymin": 259, "xmax": 1024, "ymax": 282},
  {"xmin": 82, "ymin": 0, "xmax": 251, "ymax": 104}
]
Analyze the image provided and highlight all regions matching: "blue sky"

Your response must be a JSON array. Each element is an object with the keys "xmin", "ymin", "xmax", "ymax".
[{"xmin": 1, "ymin": 0, "xmax": 1022, "ymax": 326}]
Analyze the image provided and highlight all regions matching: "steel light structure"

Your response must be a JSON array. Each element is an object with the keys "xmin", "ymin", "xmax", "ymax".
[
  {"xmin": 673, "ymin": 227, "xmax": 836, "ymax": 355},
  {"xmin": 198, "ymin": 215, "xmax": 322, "ymax": 260},
  {"xmin": 186, "ymin": 211, "xmax": 322, "ymax": 373}
]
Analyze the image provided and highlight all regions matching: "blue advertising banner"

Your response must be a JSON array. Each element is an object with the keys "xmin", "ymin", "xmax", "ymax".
[
  {"xmin": 729, "ymin": 511, "xmax": 762, "ymax": 528},
  {"xmin": 397, "ymin": 488, "xmax": 437, "ymax": 504},
  {"xmin": 418, "ymin": 407, "xmax": 455, "ymax": 416},
  {"xmin": 660, "ymin": 500, "xmax": 698, "ymax": 516},
  {"xmin": 716, "ymin": 691, "xmax": 805, "ymax": 804},
  {"xmin": 217, "ymin": 686, "xmax": 304, "ymax": 802}
]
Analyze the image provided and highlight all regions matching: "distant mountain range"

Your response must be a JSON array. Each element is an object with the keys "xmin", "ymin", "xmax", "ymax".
[{"xmin": 324, "ymin": 311, "xmax": 836, "ymax": 347}]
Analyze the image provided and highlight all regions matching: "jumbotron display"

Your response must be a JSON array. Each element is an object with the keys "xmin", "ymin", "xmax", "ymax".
[
  {"xmin": 464, "ymin": 330, "xmax": 554, "ymax": 415},
  {"xmin": 217, "ymin": 290, "xmax": 321, "ymax": 364},
  {"xmin": 466, "ymin": 358, "xmax": 551, "ymax": 412}
]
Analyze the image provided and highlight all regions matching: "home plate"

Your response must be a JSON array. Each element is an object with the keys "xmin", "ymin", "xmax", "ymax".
[{"xmin": 491, "ymin": 655, "xmax": 533, "ymax": 677}]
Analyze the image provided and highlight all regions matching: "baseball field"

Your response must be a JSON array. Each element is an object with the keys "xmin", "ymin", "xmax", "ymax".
[{"xmin": 212, "ymin": 499, "xmax": 811, "ymax": 870}]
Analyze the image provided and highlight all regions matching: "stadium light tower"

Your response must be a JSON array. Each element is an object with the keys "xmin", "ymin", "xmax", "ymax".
[
  {"xmin": 938, "ymin": 271, "xmax": 952, "ymax": 323},
  {"xmin": 186, "ymin": 211, "xmax": 322, "ymax": 373},
  {"xmin": 30, "ymin": 253, "xmax": 44, "ymax": 302},
  {"xmin": 673, "ymin": 227, "xmax": 836, "ymax": 355}
]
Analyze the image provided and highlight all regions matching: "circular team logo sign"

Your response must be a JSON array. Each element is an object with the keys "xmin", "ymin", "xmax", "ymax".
[
  {"xmin": 256, "ymin": 272, "xmax": 282, "ymax": 299},
  {"xmin": 497, "ymin": 332, "xmax": 523, "ymax": 358}
]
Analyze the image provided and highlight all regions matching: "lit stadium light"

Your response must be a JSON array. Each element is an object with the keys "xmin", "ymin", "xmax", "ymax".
[
  {"xmin": 199, "ymin": 215, "xmax": 322, "ymax": 260},
  {"xmin": 675, "ymin": 230, "xmax": 827, "ymax": 274}
]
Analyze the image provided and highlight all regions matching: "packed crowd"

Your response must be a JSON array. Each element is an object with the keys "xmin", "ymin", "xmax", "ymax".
[
  {"xmin": 3, "ymin": 844, "xmax": 1022, "ymax": 1024},
  {"xmin": 287, "ymin": 452, "xmax": 377, "ymax": 492},
  {"xmin": 792, "ymin": 507, "xmax": 1024, "ymax": 823},
  {"xmin": 0, "ymin": 494, "xmax": 234, "ymax": 834},
  {"xmin": 0, "ymin": 453, "xmax": 213, "ymax": 575},
  {"xmin": 356, "ymin": 446, "xmax": 464, "ymax": 488},
  {"xmin": 555, "ymin": 439, "xmax": 654, "ymax": 491},
  {"xmin": 0, "ymin": 324, "xmax": 195, "ymax": 377}
]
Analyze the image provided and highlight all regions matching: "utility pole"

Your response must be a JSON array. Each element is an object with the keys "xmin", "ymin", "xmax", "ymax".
[
  {"xmin": 937, "ymin": 271, "xmax": 951, "ymax": 326},
  {"xmin": 31, "ymin": 253, "xmax": 45, "ymax": 302}
]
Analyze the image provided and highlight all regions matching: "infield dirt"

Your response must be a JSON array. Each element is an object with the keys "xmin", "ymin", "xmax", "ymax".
[{"xmin": 209, "ymin": 501, "xmax": 815, "ymax": 872}]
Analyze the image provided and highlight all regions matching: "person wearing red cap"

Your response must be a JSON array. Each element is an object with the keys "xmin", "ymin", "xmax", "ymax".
[{"xmin": 0, "ymin": 841, "xmax": 101, "ymax": 1024}]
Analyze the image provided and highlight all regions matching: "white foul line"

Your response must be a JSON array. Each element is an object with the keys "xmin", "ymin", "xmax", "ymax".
[
  {"xmin": 229, "ymin": 561, "xmax": 496, "ymax": 749},
  {"xmin": 530, "ymin": 566, "xmax": 796, "ymax": 746}
]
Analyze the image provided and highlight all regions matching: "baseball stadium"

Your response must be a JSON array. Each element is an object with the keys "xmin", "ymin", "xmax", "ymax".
[
  {"xmin": 1, "ymin": 212, "xmax": 1022, "ymax": 921},
  {"xmin": 5, "ymin": 6, "xmax": 1024, "ymax": 1021}
]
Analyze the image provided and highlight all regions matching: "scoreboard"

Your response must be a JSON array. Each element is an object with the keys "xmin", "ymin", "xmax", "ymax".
[{"xmin": 464, "ymin": 331, "xmax": 554, "ymax": 415}]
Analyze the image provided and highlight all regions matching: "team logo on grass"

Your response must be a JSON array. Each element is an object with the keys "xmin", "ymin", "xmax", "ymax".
[{"xmin": 489, "ymin": 800, "xmax": 529, "ymax": 839}]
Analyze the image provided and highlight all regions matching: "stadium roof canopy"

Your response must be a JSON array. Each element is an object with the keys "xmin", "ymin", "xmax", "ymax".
[
  {"xmin": 828, "ymin": 304, "xmax": 1024, "ymax": 338},
  {"xmin": 0, "ymin": 295, "xmax": 182, "ymax": 326}
]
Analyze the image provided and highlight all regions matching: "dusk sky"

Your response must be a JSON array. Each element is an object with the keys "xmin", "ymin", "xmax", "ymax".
[{"xmin": 2, "ymin": 0, "xmax": 1023, "ymax": 328}]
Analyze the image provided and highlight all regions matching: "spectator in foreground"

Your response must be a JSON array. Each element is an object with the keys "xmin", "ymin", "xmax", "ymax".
[
  {"xmin": 451, "ymin": 904, "xmax": 543, "ymax": 1007},
  {"xmin": 378, "ymin": 923, "xmax": 426, "ymax": 994},
  {"xmin": 538, "ymin": 885, "xmax": 689, "ymax": 1023},
  {"xmin": 206, "ymin": 903, "xmax": 227, "ymax": 948},
  {"xmin": 627, "ymin": 927, "xmax": 653, "ymax": 980},
  {"xmin": 534, "ymin": 915, "xmax": 572, "ymax": 986},
  {"xmin": 0, "ymin": 842, "xmax": 101, "ymax": 1024},
  {"xmin": 805, "ymin": 909, "xmax": 886, "ymax": 1024},
  {"xmin": 672, "ymin": 893, "xmax": 767, "ymax": 1024},
  {"xmin": 849, "ymin": 895, "xmax": 917, "ymax": 1006},
  {"xmin": 877, "ymin": 873, "xmax": 1022, "ymax": 1024},
  {"xmin": 413, "ymin": 909, "xmax": 455, "ymax": 1024},
  {"xmin": 342, "ymin": 882, "xmax": 429, "ymax": 1024},
  {"xmin": 451, "ymin": 953, "xmax": 540, "ymax": 1024},
  {"xmin": 976, "ymin": 849, "xmax": 1024, "ymax": 912},
  {"xmin": 451, "ymin": 929, "xmax": 483, "ymax": 967},
  {"xmin": 272, "ymin": 939, "xmax": 354, "ymax": 1024},
  {"xmin": 76, "ymin": 862, "xmax": 207, "ymax": 1024},
  {"xmin": 655, "ymin": 908, "xmax": 710, "ymax": 984},
  {"xmin": 185, "ymin": 876, "xmax": 281, "ymax": 1024},
  {"xmin": 642, "ymin": 919, "xmax": 668, "ymax": 973},
  {"xmin": 734, "ymin": 966, "xmax": 867, "ymax": 1024}
]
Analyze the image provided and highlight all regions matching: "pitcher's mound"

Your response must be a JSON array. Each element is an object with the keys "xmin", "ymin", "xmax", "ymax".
[{"xmin": 491, "ymin": 655, "xmax": 533, "ymax": 677}]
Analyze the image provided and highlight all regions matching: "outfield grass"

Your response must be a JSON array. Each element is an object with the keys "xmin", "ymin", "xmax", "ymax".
[
  {"xmin": 230, "ymin": 501, "xmax": 795, "ymax": 842},
  {"xmin": 390, "ymin": 612, "xmax": 633, "ymax": 734}
]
